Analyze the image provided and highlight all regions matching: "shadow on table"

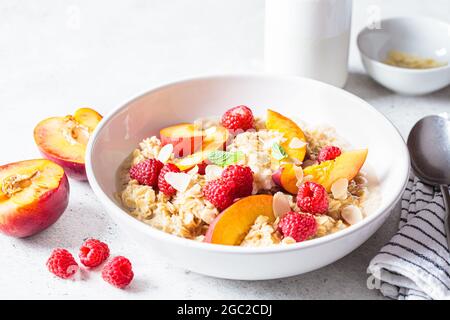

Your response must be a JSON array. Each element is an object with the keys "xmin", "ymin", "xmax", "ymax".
[
  {"xmin": 344, "ymin": 71, "xmax": 394, "ymax": 101},
  {"xmin": 345, "ymin": 71, "xmax": 450, "ymax": 103},
  {"xmin": 15, "ymin": 181, "xmax": 110, "ymax": 250}
]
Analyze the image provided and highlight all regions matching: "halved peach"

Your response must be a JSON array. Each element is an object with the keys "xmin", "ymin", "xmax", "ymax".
[
  {"xmin": 303, "ymin": 149, "xmax": 368, "ymax": 191},
  {"xmin": 266, "ymin": 109, "xmax": 307, "ymax": 162},
  {"xmin": 175, "ymin": 125, "xmax": 229, "ymax": 171},
  {"xmin": 0, "ymin": 159, "xmax": 69, "ymax": 238},
  {"xmin": 204, "ymin": 195, "xmax": 275, "ymax": 245},
  {"xmin": 160, "ymin": 123, "xmax": 205, "ymax": 158},
  {"xmin": 272, "ymin": 163, "xmax": 299, "ymax": 194},
  {"xmin": 34, "ymin": 108, "xmax": 102, "ymax": 181}
]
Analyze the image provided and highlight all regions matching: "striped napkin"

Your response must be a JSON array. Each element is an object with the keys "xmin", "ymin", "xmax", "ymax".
[{"xmin": 368, "ymin": 175, "xmax": 450, "ymax": 300}]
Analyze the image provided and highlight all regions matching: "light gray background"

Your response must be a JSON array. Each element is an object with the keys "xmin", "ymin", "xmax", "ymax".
[{"xmin": 0, "ymin": 0, "xmax": 449, "ymax": 299}]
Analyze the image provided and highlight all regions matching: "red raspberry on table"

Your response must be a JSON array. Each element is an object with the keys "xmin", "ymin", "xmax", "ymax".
[
  {"xmin": 318, "ymin": 146, "xmax": 342, "ymax": 163},
  {"xmin": 79, "ymin": 238, "xmax": 110, "ymax": 268},
  {"xmin": 129, "ymin": 158, "xmax": 164, "ymax": 187},
  {"xmin": 278, "ymin": 211, "xmax": 317, "ymax": 242},
  {"xmin": 220, "ymin": 105, "xmax": 255, "ymax": 132},
  {"xmin": 158, "ymin": 163, "xmax": 181, "ymax": 196},
  {"xmin": 46, "ymin": 248, "xmax": 79, "ymax": 279},
  {"xmin": 297, "ymin": 181, "xmax": 329, "ymax": 214},
  {"xmin": 203, "ymin": 178, "xmax": 237, "ymax": 211},
  {"xmin": 102, "ymin": 256, "xmax": 134, "ymax": 289},
  {"xmin": 221, "ymin": 165, "xmax": 253, "ymax": 197}
]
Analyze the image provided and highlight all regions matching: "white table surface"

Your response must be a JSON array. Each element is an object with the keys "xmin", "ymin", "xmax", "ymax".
[{"xmin": 1, "ymin": 0, "xmax": 449, "ymax": 300}]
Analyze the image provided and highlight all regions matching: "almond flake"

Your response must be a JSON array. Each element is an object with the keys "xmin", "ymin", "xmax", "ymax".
[
  {"xmin": 204, "ymin": 126, "xmax": 217, "ymax": 136},
  {"xmin": 289, "ymin": 137, "xmax": 307, "ymax": 149},
  {"xmin": 205, "ymin": 165, "xmax": 223, "ymax": 181},
  {"xmin": 341, "ymin": 205, "xmax": 363, "ymax": 225},
  {"xmin": 293, "ymin": 165, "xmax": 304, "ymax": 187},
  {"xmin": 157, "ymin": 144, "xmax": 173, "ymax": 163},
  {"xmin": 331, "ymin": 178, "xmax": 348, "ymax": 200},
  {"xmin": 164, "ymin": 172, "xmax": 192, "ymax": 193},
  {"xmin": 187, "ymin": 165, "xmax": 199, "ymax": 175},
  {"xmin": 273, "ymin": 192, "xmax": 291, "ymax": 219}
]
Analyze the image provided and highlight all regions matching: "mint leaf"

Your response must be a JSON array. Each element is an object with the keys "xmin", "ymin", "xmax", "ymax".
[
  {"xmin": 207, "ymin": 150, "xmax": 244, "ymax": 166},
  {"xmin": 271, "ymin": 143, "xmax": 287, "ymax": 160}
]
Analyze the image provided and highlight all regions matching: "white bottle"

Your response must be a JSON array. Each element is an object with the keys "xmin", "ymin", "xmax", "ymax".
[{"xmin": 265, "ymin": 0, "xmax": 353, "ymax": 88}]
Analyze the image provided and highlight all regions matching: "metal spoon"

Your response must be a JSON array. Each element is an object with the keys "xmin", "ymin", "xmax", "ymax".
[{"xmin": 407, "ymin": 115, "xmax": 450, "ymax": 249}]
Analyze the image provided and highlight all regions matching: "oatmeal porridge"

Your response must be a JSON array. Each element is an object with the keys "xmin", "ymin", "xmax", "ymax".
[{"xmin": 118, "ymin": 106, "xmax": 370, "ymax": 247}]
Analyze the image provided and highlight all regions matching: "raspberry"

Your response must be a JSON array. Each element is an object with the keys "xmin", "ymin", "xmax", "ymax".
[
  {"xmin": 296, "ymin": 181, "xmax": 329, "ymax": 214},
  {"xmin": 318, "ymin": 146, "xmax": 342, "ymax": 163},
  {"xmin": 278, "ymin": 211, "xmax": 317, "ymax": 242},
  {"xmin": 129, "ymin": 158, "xmax": 163, "ymax": 187},
  {"xmin": 46, "ymin": 248, "xmax": 78, "ymax": 279},
  {"xmin": 158, "ymin": 163, "xmax": 181, "ymax": 196},
  {"xmin": 79, "ymin": 238, "xmax": 110, "ymax": 268},
  {"xmin": 221, "ymin": 165, "xmax": 253, "ymax": 197},
  {"xmin": 102, "ymin": 256, "xmax": 134, "ymax": 289},
  {"xmin": 203, "ymin": 178, "xmax": 237, "ymax": 211},
  {"xmin": 220, "ymin": 105, "xmax": 254, "ymax": 132}
]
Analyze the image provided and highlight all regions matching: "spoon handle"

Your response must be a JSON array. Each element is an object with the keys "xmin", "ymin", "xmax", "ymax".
[{"xmin": 441, "ymin": 185, "xmax": 450, "ymax": 250}]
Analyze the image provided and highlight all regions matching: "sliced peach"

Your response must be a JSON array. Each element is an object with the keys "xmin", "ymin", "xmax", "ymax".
[
  {"xmin": 34, "ymin": 108, "xmax": 102, "ymax": 180},
  {"xmin": 272, "ymin": 163, "xmax": 299, "ymax": 194},
  {"xmin": 160, "ymin": 123, "xmax": 205, "ymax": 158},
  {"xmin": 204, "ymin": 195, "xmax": 275, "ymax": 245},
  {"xmin": 266, "ymin": 109, "xmax": 307, "ymax": 162},
  {"xmin": 73, "ymin": 108, "xmax": 103, "ymax": 132},
  {"xmin": 303, "ymin": 149, "xmax": 368, "ymax": 191},
  {"xmin": 0, "ymin": 159, "xmax": 69, "ymax": 238},
  {"xmin": 175, "ymin": 125, "xmax": 229, "ymax": 171}
]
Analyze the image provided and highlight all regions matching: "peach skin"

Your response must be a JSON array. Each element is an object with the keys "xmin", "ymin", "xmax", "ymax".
[
  {"xmin": 34, "ymin": 107, "xmax": 102, "ymax": 181},
  {"xmin": 272, "ymin": 163, "xmax": 299, "ymax": 194},
  {"xmin": 160, "ymin": 123, "xmax": 205, "ymax": 158},
  {"xmin": 0, "ymin": 159, "xmax": 69, "ymax": 238},
  {"xmin": 175, "ymin": 125, "xmax": 229, "ymax": 171}
]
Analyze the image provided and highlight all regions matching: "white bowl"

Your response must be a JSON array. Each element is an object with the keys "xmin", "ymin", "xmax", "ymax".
[
  {"xmin": 357, "ymin": 17, "xmax": 450, "ymax": 95},
  {"xmin": 86, "ymin": 74, "xmax": 409, "ymax": 280}
]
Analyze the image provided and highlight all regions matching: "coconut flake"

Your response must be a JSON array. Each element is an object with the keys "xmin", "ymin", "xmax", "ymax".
[
  {"xmin": 164, "ymin": 172, "xmax": 192, "ymax": 193},
  {"xmin": 187, "ymin": 165, "xmax": 199, "ymax": 175},
  {"xmin": 289, "ymin": 137, "xmax": 307, "ymax": 149},
  {"xmin": 157, "ymin": 144, "xmax": 173, "ymax": 163},
  {"xmin": 331, "ymin": 178, "xmax": 348, "ymax": 200},
  {"xmin": 341, "ymin": 205, "xmax": 363, "ymax": 225},
  {"xmin": 273, "ymin": 192, "xmax": 291, "ymax": 219},
  {"xmin": 205, "ymin": 165, "xmax": 223, "ymax": 181},
  {"xmin": 293, "ymin": 165, "xmax": 304, "ymax": 187}
]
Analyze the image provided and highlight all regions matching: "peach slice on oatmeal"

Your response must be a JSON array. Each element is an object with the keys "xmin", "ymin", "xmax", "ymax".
[
  {"xmin": 204, "ymin": 194, "xmax": 275, "ymax": 245},
  {"xmin": 0, "ymin": 159, "xmax": 69, "ymax": 238},
  {"xmin": 272, "ymin": 163, "xmax": 301, "ymax": 195},
  {"xmin": 266, "ymin": 109, "xmax": 307, "ymax": 162},
  {"xmin": 160, "ymin": 123, "xmax": 206, "ymax": 158},
  {"xmin": 33, "ymin": 108, "xmax": 102, "ymax": 181},
  {"xmin": 303, "ymin": 149, "xmax": 368, "ymax": 191},
  {"xmin": 175, "ymin": 125, "xmax": 229, "ymax": 171}
]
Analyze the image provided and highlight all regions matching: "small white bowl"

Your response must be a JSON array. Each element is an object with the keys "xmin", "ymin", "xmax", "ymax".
[
  {"xmin": 357, "ymin": 17, "xmax": 450, "ymax": 95},
  {"xmin": 86, "ymin": 74, "xmax": 409, "ymax": 280}
]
